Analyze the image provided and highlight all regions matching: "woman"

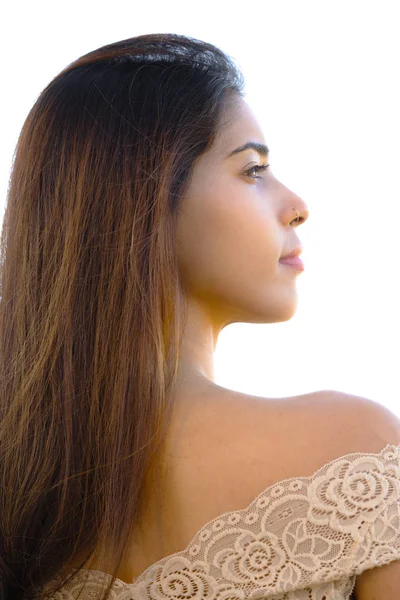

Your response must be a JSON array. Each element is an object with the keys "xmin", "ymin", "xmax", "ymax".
[{"xmin": 0, "ymin": 32, "xmax": 399, "ymax": 600}]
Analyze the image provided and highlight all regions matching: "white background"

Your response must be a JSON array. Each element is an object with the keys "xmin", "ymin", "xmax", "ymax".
[{"xmin": 1, "ymin": 1, "xmax": 399, "ymax": 414}]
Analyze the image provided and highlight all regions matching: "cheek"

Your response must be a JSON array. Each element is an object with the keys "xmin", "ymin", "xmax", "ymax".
[{"xmin": 176, "ymin": 183, "xmax": 280, "ymax": 296}]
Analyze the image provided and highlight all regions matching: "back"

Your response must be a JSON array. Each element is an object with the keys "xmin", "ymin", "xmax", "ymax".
[
  {"xmin": 225, "ymin": 388, "xmax": 400, "ymax": 599},
  {"xmin": 166, "ymin": 387, "xmax": 400, "ymax": 600},
  {"xmin": 56, "ymin": 387, "xmax": 400, "ymax": 598}
]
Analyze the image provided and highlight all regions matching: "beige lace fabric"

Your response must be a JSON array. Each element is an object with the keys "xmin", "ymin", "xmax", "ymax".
[{"xmin": 44, "ymin": 444, "xmax": 400, "ymax": 600}]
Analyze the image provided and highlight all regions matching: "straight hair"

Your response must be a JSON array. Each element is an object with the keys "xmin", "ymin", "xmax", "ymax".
[{"xmin": 0, "ymin": 33, "xmax": 245, "ymax": 600}]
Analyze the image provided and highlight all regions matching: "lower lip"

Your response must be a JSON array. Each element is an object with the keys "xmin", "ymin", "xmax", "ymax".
[{"xmin": 279, "ymin": 256, "xmax": 304, "ymax": 270}]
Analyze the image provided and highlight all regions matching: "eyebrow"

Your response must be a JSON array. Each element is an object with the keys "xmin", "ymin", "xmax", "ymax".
[{"xmin": 226, "ymin": 141, "xmax": 270, "ymax": 159}]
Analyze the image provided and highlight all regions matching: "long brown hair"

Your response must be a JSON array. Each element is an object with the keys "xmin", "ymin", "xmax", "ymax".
[{"xmin": 0, "ymin": 33, "xmax": 245, "ymax": 600}]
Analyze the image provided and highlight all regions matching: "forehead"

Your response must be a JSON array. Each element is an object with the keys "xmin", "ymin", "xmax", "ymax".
[{"xmin": 212, "ymin": 96, "xmax": 267, "ymax": 157}]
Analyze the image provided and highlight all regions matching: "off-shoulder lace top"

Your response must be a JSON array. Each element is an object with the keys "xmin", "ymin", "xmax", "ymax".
[{"xmin": 43, "ymin": 444, "xmax": 400, "ymax": 600}]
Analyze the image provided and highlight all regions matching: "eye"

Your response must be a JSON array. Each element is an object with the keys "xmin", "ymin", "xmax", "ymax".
[{"xmin": 244, "ymin": 163, "xmax": 270, "ymax": 180}]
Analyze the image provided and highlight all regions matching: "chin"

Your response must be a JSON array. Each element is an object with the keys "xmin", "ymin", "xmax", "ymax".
[
  {"xmin": 246, "ymin": 308, "xmax": 297, "ymax": 325},
  {"xmin": 268, "ymin": 313, "xmax": 296, "ymax": 324},
  {"xmin": 265, "ymin": 302, "xmax": 298, "ymax": 324},
  {"xmin": 225, "ymin": 295, "xmax": 298, "ymax": 325}
]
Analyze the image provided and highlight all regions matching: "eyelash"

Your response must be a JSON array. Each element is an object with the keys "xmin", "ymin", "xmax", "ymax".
[{"xmin": 244, "ymin": 164, "xmax": 270, "ymax": 179}]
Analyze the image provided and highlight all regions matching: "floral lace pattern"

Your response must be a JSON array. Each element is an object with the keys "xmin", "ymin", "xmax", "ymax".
[{"xmin": 44, "ymin": 444, "xmax": 400, "ymax": 600}]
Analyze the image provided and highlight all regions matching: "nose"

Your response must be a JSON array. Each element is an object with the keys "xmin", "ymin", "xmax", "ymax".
[
  {"xmin": 286, "ymin": 193, "xmax": 309, "ymax": 226},
  {"xmin": 290, "ymin": 205, "xmax": 309, "ymax": 226},
  {"xmin": 276, "ymin": 178, "xmax": 309, "ymax": 226}
]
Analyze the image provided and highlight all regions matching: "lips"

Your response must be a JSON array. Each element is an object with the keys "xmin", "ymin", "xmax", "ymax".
[
  {"xmin": 279, "ymin": 246, "xmax": 304, "ymax": 269},
  {"xmin": 280, "ymin": 247, "xmax": 303, "ymax": 259},
  {"xmin": 279, "ymin": 255, "xmax": 304, "ymax": 266}
]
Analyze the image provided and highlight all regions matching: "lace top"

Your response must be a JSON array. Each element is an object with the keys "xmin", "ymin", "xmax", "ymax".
[{"xmin": 44, "ymin": 444, "xmax": 400, "ymax": 600}]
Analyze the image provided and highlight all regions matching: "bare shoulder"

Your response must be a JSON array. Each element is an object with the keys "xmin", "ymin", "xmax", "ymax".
[
  {"xmin": 316, "ymin": 390, "xmax": 400, "ymax": 600},
  {"xmin": 271, "ymin": 387, "xmax": 398, "ymax": 453},
  {"xmin": 176, "ymin": 385, "xmax": 400, "ymax": 488},
  {"xmin": 213, "ymin": 387, "xmax": 400, "ymax": 481},
  {"xmin": 308, "ymin": 388, "xmax": 400, "ymax": 454},
  {"xmin": 299, "ymin": 388, "xmax": 400, "ymax": 449},
  {"xmin": 163, "ymin": 386, "xmax": 400, "ymax": 596},
  {"xmin": 226, "ymin": 387, "xmax": 400, "ymax": 600},
  {"xmin": 244, "ymin": 388, "xmax": 400, "ymax": 600}
]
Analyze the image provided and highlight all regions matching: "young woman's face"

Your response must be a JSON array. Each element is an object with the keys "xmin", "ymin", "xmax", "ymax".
[{"xmin": 176, "ymin": 95, "xmax": 309, "ymax": 328}]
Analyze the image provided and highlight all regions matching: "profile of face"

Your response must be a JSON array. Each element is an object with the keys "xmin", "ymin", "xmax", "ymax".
[{"xmin": 176, "ymin": 94, "xmax": 309, "ymax": 333}]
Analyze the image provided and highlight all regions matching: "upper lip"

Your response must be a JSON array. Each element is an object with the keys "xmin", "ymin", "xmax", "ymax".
[{"xmin": 280, "ymin": 246, "xmax": 303, "ymax": 259}]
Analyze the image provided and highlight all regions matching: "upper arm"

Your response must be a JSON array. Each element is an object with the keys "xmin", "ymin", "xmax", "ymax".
[
  {"xmin": 354, "ymin": 560, "xmax": 400, "ymax": 600},
  {"xmin": 323, "ymin": 390, "xmax": 400, "ymax": 600},
  {"xmin": 318, "ymin": 389, "xmax": 400, "ymax": 452},
  {"xmin": 224, "ymin": 388, "xmax": 400, "ymax": 599}
]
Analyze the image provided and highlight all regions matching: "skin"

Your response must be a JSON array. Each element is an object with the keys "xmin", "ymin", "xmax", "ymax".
[
  {"xmin": 174, "ymin": 94, "xmax": 309, "ymax": 397},
  {"xmin": 69, "ymin": 95, "xmax": 310, "ymax": 580}
]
